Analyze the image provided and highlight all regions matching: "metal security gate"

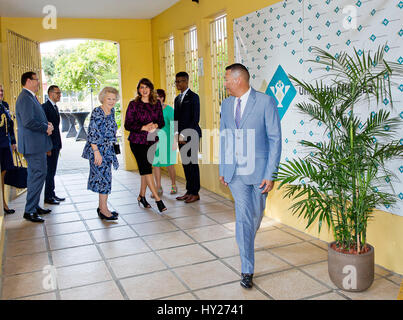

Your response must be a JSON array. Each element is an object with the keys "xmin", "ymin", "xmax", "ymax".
[
  {"xmin": 164, "ymin": 36, "xmax": 176, "ymax": 106},
  {"xmin": 209, "ymin": 14, "xmax": 228, "ymax": 129},
  {"xmin": 184, "ymin": 27, "xmax": 199, "ymax": 94},
  {"xmin": 7, "ymin": 29, "xmax": 43, "ymax": 115},
  {"xmin": 5, "ymin": 30, "xmax": 42, "ymax": 196}
]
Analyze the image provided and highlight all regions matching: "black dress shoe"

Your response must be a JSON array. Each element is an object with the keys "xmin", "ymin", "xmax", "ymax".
[
  {"xmin": 53, "ymin": 196, "xmax": 65, "ymax": 202},
  {"xmin": 37, "ymin": 207, "xmax": 52, "ymax": 215},
  {"xmin": 240, "ymin": 273, "xmax": 254, "ymax": 289},
  {"xmin": 44, "ymin": 198, "xmax": 60, "ymax": 205},
  {"xmin": 97, "ymin": 208, "xmax": 118, "ymax": 220},
  {"xmin": 4, "ymin": 208, "xmax": 15, "ymax": 214},
  {"xmin": 23, "ymin": 212, "xmax": 45, "ymax": 223}
]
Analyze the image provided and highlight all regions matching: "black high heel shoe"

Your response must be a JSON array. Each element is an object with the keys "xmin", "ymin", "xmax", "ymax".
[
  {"xmin": 156, "ymin": 200, "xmax": 167, "ymax": 213},
  {"xmin": 138, "ymin": 196, "xmax": 151, "ymax": 208},
  {"xmin": 97, "ymin": 208, "xmax": 118, "ymax": 220}
]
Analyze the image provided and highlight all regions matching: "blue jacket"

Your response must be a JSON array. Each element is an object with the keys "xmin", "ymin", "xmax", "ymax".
[
  {"xmin": 0, "ymin": 101, "xmax": 16, "ymax": 148},
  {"xmin": 219, "ymin": 88, "xmax": 282, "ymax": 185},
  {"xmin": 16, "ymin": 89, "xmax": 52, "ymax": 155}
]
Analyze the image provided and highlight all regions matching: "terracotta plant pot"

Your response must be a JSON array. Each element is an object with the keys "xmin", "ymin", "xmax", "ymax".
[{"xmin": 328, "ymin": 241, "xmax": 374, "ymax": 292}]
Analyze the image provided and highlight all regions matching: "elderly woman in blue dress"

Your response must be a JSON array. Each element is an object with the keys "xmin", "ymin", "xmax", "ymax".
[
  {"xmin": 0, "ymin": 84, "xmax": 17, "ymax": 215},
  {"xmin": 82, "ymin": 87, "xmax": 120, "ymax": 220}
]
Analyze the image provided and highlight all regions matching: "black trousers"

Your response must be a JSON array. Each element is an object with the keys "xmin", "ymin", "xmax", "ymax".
[
  {"xmin": 179, "ymin": 138, "xmax": 200, "ymax": 195},
  {"xmin": 45, "ymin": 148, "xmax": 60, "ymax": 199}
]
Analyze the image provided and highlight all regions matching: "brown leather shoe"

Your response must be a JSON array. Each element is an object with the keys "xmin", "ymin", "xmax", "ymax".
[
  {"xmin": 184, "ymin": 194, "xmax": 200, "ymax": 203},
  {"xmin": 176, "ymin": 193, "xmax": 190, "ymax": 201}
]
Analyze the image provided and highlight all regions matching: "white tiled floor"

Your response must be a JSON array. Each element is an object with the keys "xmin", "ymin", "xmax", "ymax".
[{"xmin": 1, "ymin": 140, "xmax": 402, "ymax": 300}]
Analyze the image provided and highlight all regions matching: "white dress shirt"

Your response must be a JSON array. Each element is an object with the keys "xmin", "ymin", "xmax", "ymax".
[
  {"xmin": 233, "ymin": 87, "xmax": 251, "ymax": 118},
  {"xmin": 23, "ymin": 87, "xmax": 36, "ymax": 98},
  {"xmin": 48, "ymin": 98, "xmax": 58, "ymax": 111},
  {"xmin": 179, "ymin": 87, "xmax": 190, "ymax": 104},
  {"xmin": 175, "ymin": 88, "xmax": 191, "ymax": 138}
]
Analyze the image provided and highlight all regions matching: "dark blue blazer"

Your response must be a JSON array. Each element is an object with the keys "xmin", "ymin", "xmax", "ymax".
[
  {"xmin": 42, "ymin": 100, "xmax": 62, "ymax": 150},
  {"xmin": 174, "ymin": 89, "xmax": 202, "ymax": 139},
  {"xmin": 0, "ymin": 101, "xmax": 16, "ymax": 148},
  {"xmin": 15, "ymin": 89, "xmax": 52, "ymax": 155}
]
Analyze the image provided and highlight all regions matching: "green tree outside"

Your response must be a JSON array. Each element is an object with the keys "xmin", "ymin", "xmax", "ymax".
[{"xmin": 42, "ymin": 40, "xmax": 121, "ymax": 127}]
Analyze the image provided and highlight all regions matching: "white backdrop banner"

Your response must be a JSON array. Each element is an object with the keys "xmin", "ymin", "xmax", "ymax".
[{"xmin": 234, "ymin": 0, "xmax": 403, "ymax": 216}]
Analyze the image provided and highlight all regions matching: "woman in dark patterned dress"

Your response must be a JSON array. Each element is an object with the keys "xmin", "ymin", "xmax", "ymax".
[
  {"xmin": 82, "ymin": 87, "xmax": 119, "ymax": 220},
  {"xmin": 124, "ymin": 78, "xmax": 167, "ymax": 213},
  {"xmin": 0, "ymin": 84, "xmax": 17, "ymax": 214}
]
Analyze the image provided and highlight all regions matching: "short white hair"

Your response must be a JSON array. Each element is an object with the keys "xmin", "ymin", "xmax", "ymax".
[{"xmin": 98, "ymin": 86, "xmax": 120, "ymax": 103}]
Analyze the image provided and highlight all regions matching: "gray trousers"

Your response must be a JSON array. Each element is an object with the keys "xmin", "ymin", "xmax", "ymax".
[
  {"xmin": 228, "ymin": 175, "xmax": 268, "ymax": 274},
  {"xmin": 24, "ymin": 153, "xmax": 47, "ymax": 214}
]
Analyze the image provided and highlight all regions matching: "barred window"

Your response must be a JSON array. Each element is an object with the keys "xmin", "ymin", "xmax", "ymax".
[
  {"xmin": 7, "ymin": 30, "xmax": 43, "ymax": 111},
  {"xmin": 210, "ymin": 14, "xmax": 228, "ymax": 128},
  {"xmin": 164, "ymin": 36, "xmax": 176, "ymax": 106},
  {"xmin": 184, "ymin": 27, "xmax": 199, "ymax": 94}
]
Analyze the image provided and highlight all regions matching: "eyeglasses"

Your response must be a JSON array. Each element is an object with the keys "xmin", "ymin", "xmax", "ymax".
[
  {"xmin": 175, "ymin": 79, "xmax": 186, "ymax": 84},
  {"xmin": 52, "ymin": 91, "xmax": 62, "ymax": 95},
  {"xmin": 30, "ymin": 78, "xmax": 40, "ymax": 82}
]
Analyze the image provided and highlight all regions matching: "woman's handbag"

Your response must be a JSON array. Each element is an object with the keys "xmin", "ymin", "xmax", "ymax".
[
  {"xmin": 113, "ymin": 143, "xmax": 121, "ymax": 155},
  {"xmin": 4, "ymin": 151, "xmax": 28, "ymax": 189}
]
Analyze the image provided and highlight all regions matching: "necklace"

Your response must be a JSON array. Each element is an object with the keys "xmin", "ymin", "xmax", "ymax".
[{"xmin": 101, "ymin": 105, "xmax": 111, "ymax": 115}]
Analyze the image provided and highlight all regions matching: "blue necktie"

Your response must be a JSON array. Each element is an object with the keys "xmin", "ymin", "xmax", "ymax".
[{"xmin": 235, "ymin": 98, "xmax": 242, "ymax": 128}]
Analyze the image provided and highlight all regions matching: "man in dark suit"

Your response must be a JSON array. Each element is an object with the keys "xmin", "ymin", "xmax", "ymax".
[
  {"xmin": 16, "ymin": 72, "xmax": 53, "ymax": 222},
  {"xmin": 42, "ymin": 85, "xmax": 65, "ymax": 205},
  {"xmin": 174, "ymin": 72, "xmax": 201, "ymax": 203}
]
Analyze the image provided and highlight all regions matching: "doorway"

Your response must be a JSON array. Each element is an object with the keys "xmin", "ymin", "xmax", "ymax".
[{"xmin": 40, "ymin": 39, "xmax": 123, "ymax": 173}]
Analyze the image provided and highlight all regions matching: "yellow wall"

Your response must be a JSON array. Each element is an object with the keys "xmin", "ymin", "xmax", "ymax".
[
  {"xmin": 150, "ymin": 0, "xmax": 403, "ymax": 275},
  {"xmin": 0, "ymin": 17, "xmax": 155, "ymax": 170},
  {"xmin": 1, "ymin": 19, "xmax": 7, "ymax": 268},
  {"xmin": 150, "ymin": 0, "xmax": 283, "ymax": 201}
]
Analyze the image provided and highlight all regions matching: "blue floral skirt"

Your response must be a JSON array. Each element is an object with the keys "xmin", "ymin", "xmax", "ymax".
[{"xmin": 87, "ymin": 159, "xmax": 112, "ymax": 194}]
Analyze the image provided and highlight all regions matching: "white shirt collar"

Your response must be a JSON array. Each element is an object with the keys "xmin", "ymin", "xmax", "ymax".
[
  {"xmin": 237, "ymin": 87, "xmax": 251, "ymax": 102},
  {"xmin": 180, "ymin": 88, "xmax": 190, "ymax": 101},
  {"xmin": 23, "ymin": 87, "xmax": 36, "ymax": 97},
  {"xmin": 233, "ymin": 87, "xmax": 251, "ymax": 118},
  {"xmin": 48, "ymin": 98, "xmax": 57, "ymax": 106}
]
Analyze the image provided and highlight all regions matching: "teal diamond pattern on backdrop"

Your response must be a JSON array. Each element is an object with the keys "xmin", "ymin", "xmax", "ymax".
[{"xmin": 233, "ymin": 0, "xmax": 403, "ymax": 215}]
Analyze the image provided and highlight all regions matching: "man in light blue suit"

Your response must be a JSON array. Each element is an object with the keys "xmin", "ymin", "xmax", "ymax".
[
  {"xmin": 219, "ymin": 63, "xmax": 282, "ymax": 289},
  {"xmin": 16, "ymin": 72, "xmax": 54, "ymax": 222}
]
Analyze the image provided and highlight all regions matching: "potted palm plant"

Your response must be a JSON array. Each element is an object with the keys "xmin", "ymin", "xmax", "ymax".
[{"xmin": 276, "ymin": 45, "xmax": 403, "ymax": 292}]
